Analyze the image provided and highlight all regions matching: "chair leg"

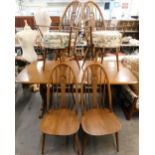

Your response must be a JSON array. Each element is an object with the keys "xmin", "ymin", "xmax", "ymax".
[
  {"xmin": 115, "ymin": 132, "xmax": 119, "ymax": 152},
  {"xmin": 101, "ymin": 48, "xmax": 105, "ymax": 64},
  {"xmin": 41, "ymin": 133, "xmax": 46, "ymax": 155},
  {"xmin": 73, "ymin": 52, "xmax": 81, "ymax": 69},
  {"xmin": 127, "ymin": 98, "xmax": 138, "ymax": 120},
  {"xmin": 66, "ymin": 136, "xmax": 70, "ymax": 145},
  {"xmin": 94, "ymin": 47, "xmax": 97, "ymax": 62},
  {"xmin": 43, "ymin": 50, "xmax": 47, "ymax": 71},
  {"xmin": 116, "ymin": 48, "xmax": 119, "ymax": 72},
  {"xmin": 73, "ymin": 133, "xmax": 82, "ymax": 155},
  {"xmin": 81, "ymin": 48, "xmax": 89, "ymax": 68},
  {"xmin": 82, "ymin": 132, "xmax": 89, "ymax": 155}
]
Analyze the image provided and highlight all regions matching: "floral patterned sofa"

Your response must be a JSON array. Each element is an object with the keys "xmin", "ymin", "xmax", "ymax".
[{"xmin": 119, "ymin": 54, "xmax": 139, "ymax": 120}]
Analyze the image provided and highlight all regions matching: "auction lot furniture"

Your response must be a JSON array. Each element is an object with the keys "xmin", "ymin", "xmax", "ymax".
[
  {"xmin": 40, "ymin": 63, "xmax": 81, "ymax": 155},
  {"xmin": 92, "ymin": 30, "xmax": 122, "ymax": 71},
  {"xmin": 80, "ymin": 63, "xmax": 121, "ymax": 153},
  {"xmin": 16, "ymin": 60, "xmax": 138, "ymax": 85},
  {"xmin": 16, "ymin": 60, "xmax": 137, "ymax": 153}
]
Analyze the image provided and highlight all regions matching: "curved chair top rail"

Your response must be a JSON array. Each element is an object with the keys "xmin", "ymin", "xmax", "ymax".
[
  {"xmin": 59, "ymin": 0, "xmax": 82, "ymax": 30},
  {"xmin": 82, "ymin": 1, "xmax": 105, "ymax": 31}
]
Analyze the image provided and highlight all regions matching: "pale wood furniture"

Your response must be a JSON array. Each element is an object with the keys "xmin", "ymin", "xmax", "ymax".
[
  {"xmin": 35, "ymin": 26, "xmax": 81, "ymax": 70},
  {"xmin": 80, "ymin": 63, "xmax": 121, "ymax": 153},
  {"xmin": 40, "ymin": 63, "xmax": 81, "ymax": 154},
  {"xmin": 58, "ymin": 1, "xmax": 82, "ymax": 67},
  {"xmin": 80, "ymin": 1, "xmax": 105, "ymax": 64},
  {"xmin": 16, "ymin": 59, "xmax": 138, "ymax": 118},
  {"xmin": 59, "ymin": 0, "xmax": 82, "ymax": 30},
  {"xmin": 81, "ymin": 1, "xmax": 122, "ymax": 72},
  {"xmin": 82, "ymin": 1, "xmax": 105, "ymax": 31},
  {"xmin": 16, "ymin": 60, "xmax": 138, "ymax": 85},
  {"xmin": 81, "ymin": 1, "xmax": 105, "ymax": 62},
  {"xmin": 92, "ymin": 30, "xmax": 122, "ymax": 71}
]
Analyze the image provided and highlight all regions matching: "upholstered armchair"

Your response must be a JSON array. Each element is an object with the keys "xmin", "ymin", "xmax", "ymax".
[{"xmin": 120, "ymin": 54, "xmax": 139, "ymax": 120}]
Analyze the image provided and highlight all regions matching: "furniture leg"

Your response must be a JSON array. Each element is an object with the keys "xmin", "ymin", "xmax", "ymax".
[
  {"xmin": 43, "ymin": 50, "xmax": 47, "ymax": 71},
  {"xmin": 116, "ymin": 47, "xmax": 119, "ymax": 72},
  {"xmin": 127, "ymin": 97, "xmax": 138, "ymax": 120},
  {"xmin": 115, "ymin": 132, "xmax": 119, "ymax": 152},
  {"xmin": 101, "ymin": 48, "xmax": 105, "ymax": 64},
  {"xmin": 41, "ymin": 133, "xmax": 46, "ymax": 155},
  {"xmin": 73, "ymin": 133, "xmax": 82, "ymax": 155},
  {"xmin": 73, "ymin": 50, "xmax": 81, "ymax": 69},
  {"xmin": 82, "ymin": 132, "xmax": 89, "ymax": 155},
  {"xmin": 66, "ymin": 136, "xmax": 70, "ymax": 145},
  {"xmin": 39, "ymin": 84, "xmax": 47, "ymax": 119},
  {"xmin": 81, "ymin": 47, "xmax": 89, "ymax": 68}
]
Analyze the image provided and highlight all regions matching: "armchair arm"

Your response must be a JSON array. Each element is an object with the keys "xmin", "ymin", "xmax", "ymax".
[
  {"xmin": 121, "ymin": 85, "xmax": 139, "ymax": 110},
  {"xmin": 123, "ymin": 85, "xmax": 138, "ymax": 99}
]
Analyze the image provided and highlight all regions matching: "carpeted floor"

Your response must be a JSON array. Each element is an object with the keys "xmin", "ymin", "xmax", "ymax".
[{"xmin": 15, "ymin": 86, "xmax": 139, "ymax": 155}]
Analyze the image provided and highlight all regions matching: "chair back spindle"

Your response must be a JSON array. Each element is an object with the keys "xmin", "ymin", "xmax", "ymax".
[
  {"xmin": 47, "ymin": 64, "xmax": 78, "ymax": 113},
  {"xmin": 81, "ymin": 63, "xmax": 112, "ymax": 114}
]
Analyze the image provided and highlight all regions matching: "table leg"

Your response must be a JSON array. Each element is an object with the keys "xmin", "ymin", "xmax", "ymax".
[
  {"xmin": 39, "ymin": 84, "xmax": 47, "ymax": 119},
  {"xmin": 43, "ymin": 49, "xmax": 47, "ymax": 71}
]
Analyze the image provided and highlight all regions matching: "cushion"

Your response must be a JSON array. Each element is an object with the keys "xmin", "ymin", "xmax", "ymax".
[
  {"xmin": 43, "ymin": 32, "xmax": 70, "ymax": 49},
  {"xmin": 92, "ymin": 30, "xmax": 122, "ymax": 48}
]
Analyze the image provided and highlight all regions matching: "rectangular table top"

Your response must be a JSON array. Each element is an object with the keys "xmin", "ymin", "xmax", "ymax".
[{"xmin": 16, "ymin": 60, "xmax": 138, "ymax": 85}]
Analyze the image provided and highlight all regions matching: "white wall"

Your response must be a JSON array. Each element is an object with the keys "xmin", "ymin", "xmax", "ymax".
[{"xmin": 15, "ymin": 0, "xmax": 139, "ymax": 19}]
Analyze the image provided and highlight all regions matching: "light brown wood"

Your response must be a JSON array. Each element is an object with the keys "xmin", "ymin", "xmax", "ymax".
[
  {"xmin": 81, "ymin": 62, "xmax": 121, "ymax": 152},
  {"xmin": 40, "ymin": 63, "xmax": 80, "ymax": 154},
  {"xmin": 82, "ymin": 109, "xmax": 121, "ymax": 136},
  {"xmin": 82, "ymin": 1, "xmax": 105, "ymax": 31},
  {"xmin": 16, "ymin": 60, "xmax": 138, "ymax": 85},
  {"xmin": 40, "ymin": 109, "xmax": 80, "ymax": 135},
  {"xmin": 59, "ymin": 0, "xmax": 82, "ymax": 30}
]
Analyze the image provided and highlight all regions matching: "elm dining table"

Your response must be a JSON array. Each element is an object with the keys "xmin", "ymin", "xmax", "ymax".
[
  {"xmin": 16, "ymin": 59, "xmax": 138, "ymax": 119},
  {"xmin": 16, "ymin": 60, "xmax": 138, "ymax": 85}
]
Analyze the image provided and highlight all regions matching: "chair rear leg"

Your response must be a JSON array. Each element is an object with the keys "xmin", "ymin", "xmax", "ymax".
[
  {"xmin": 82, "ymin": 132, "xmax": 89, "ymax": 155},
  {"xmin": 116, "ymin": 48, "xmax": 119, "ymax": 72},
  {"xmin": 115, "ymin": 132, "xmax": 119, "ymax": 152},
  {"xmin": 73, "ymin": 133, "xmax": 82, "ymax": 155},
  {"xmin": 41, "ymin": 133, "xmax": 46, "ymax": 155},
  {"xmin": 101, "ymin": 48, "xmax": 104, "ymax": 63}
]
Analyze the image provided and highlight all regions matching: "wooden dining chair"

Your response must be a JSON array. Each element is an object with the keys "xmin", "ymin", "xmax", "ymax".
[
  {"xmin": 82, "ymin": 1, "xmax": 105, "ymax": 31},
  {"xmin": 40, "ymin": 63, "xmax": 81, "ymax": 155},
  {"xmin": 80, "ymin": 62, "xmax": 121, "ymax": 154},
  {"xmin": 59, "ymin": 1, "xmax": 82, "ymax": 68},
  {"xmin": 59, "ymin": 0, "xmax": 82, "ymax": 31},
  {"xmin": 81, "ymin": 1, "xmax": 105, "ymax": 66}
]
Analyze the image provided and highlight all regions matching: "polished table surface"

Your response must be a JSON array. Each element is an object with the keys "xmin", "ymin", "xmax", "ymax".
[{"xmin": 16, "ymin": 60, "xmax": 138, "ymax": 85}]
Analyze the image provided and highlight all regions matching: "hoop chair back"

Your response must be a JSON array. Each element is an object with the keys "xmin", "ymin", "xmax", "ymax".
[
  {"xmin": 46, "ymin": 63, "xmax": 78, "ymax": 113},
  {"xmin": 82, "ymin": 1, "xmax": 105, "ymax": 31},
  {"xmin": 81, "ymin": 63, "xmax": 112, "ymax": 114},
  {"xmin": 59, "ymin": 0, "xmax": 82, "ymax": 31}
]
